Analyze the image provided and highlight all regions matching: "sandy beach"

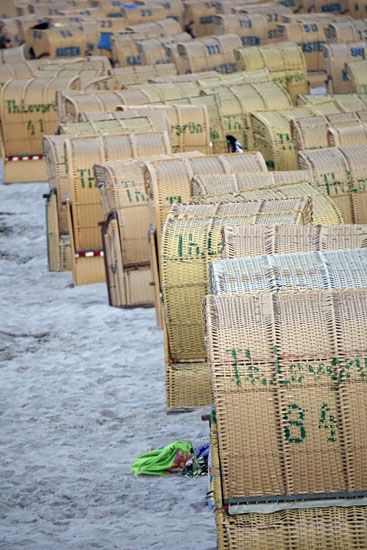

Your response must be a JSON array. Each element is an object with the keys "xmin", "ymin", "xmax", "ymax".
[{"xmin": 0, "ymin": 182, "xmax": 215, "ymax": 549}]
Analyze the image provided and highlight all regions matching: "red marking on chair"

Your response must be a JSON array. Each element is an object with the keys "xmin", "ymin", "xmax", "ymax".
[
  {"xmin": 6, "ymin": 155, "xmax": 44, "ymax": 162},
  {"xmin": 75, "ymin": 250, "xmax": 104, "ymax": 258}
]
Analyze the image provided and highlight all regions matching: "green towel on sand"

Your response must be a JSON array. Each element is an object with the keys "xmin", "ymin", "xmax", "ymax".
[{"xmin": 131, "ymin": 440, "xmax": 193, "ymax": 476}]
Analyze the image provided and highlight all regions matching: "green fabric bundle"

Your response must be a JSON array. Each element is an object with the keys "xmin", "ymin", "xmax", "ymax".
[{"xmin": 131, "ymin": 440, "xmax": 193, "ymax": 476}]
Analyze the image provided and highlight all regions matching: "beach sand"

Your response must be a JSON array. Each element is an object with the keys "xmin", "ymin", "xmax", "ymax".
[{"xmin": 0, "ymin": 182, "xmax": 215, "ymax": 549}]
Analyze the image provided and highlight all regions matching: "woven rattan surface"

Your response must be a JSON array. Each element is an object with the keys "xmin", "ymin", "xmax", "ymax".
[
  {"xmin": 209, "ymin": 249, "xmax": 367, "ymax": 295},
  {"xmin": 0, "ymin": 45, "xmax": 26, "ymax": 64},
  {"xmin": 298, "ymin": 94, "xmax": 367, "ymax": 113},
  {"xmin": 144, "ymin": 150, "xmax": 265, "ymax": 324},
  {"xmin": 43, "ymin": 134, "xmax": 71, "ymax": 234},
  {"xmin": 60, "ymin": 117, "xmax": 161, "ymax": 137},
  {"xmin": 192, "ymin": 171, "xmax": 313, "ymax": 197},
  {"xmin": 175, "ymin": 34, "xmax": 241, "ymax": 74},
  {"xmin": 291, "ymin": 112, "xmax": 366, "ymax": 151},
  {"xmin": 115, "ymin": 104, "xmax": 211, "ymax": 154},
  {"xmin": 191, "ymin": 172, "xmax": 343, "ymax": 225},
  {"xmin": 234, "ymin": 42, "xmax": 309, "ymax": 101},
  {"xmin": 94, "ymin": 153, "xmax": 202, "ymax": 267},
  {"xmin": 119, "ymin": 82, "xmax": 202, "ymax": 105},
  {"xmin": 97, "ymin": 170, "xmax": 150, "ymax": 268},
  {"xmin": 235, "ymin": 41, "xmax": 307, "ymax": 73},
  {"xmin": 165, "ymin": 362, "xmax": 212, "ymax": 411},
  {"xmin": 44, "ymin": 120, "xmax": 167, "ymax": 236},
  {"xmin": 36, "ymin": 57, "xmax": 111, "ymax": 77},
  {"xmin": 144, "ymin": 152, "xmax": 268, "ymax": 251},
  {"xmin": 77, "ymin": 109, "xmax": 169, "ymax": 134},
  {"xmin": 79, "ymin": 76, "xmax": 117, "ymax": 92},
  {"xmin": 111, "ymin": 33, "xmax": 186, "ymax": 69},
  {"xmin": 102, "ymin": 215, "xmax": 154, "ymax": 307},
  {"xmin": 117, "ymin": 4, "xmax": 166, "ymax": 25},
  {"xmin": 182, "ymin": 0, "xmax": 217, "ymax": 37},
  {"xmin": 326, "ymin": 19, "xmax": 367, "ymax": 45},
  {"xmin": 25, "ymin": 25, "xmax": 88, "ymax": 60},
  {"xmin": 46, "ymin": 190, "xmax": 61, "ymax": 272},
  {"xmin": 196, "ymin": 69, "xmax": 271, "ymax": 89},
  {"xmin": 0, "ymin": 76, "xmax": 80, "ymax": 156},
  {"xmin": 210, "ymin": 417, "xmax": 228, "ymax": 549},
  {"xmin": 162, "ymin": 199, "xmax": 312, "ymax": 362},
  {"xmin": 323, "ymin": 42, "xmax": 366, "ymax": 94},
  {"xmin": 211, "ymin": 412, "xmax": 367, "ymax": 549},
  {"xmin": 111, "ymin": 64, "xmax": 178, "ymax": 87},
  {"xmin": 58, "ymin": 234, "xmax": 71, "ymax": 272},
  {"xmin": 151, "ymin": 71, "xmax": 222, "ymax": 83},
  {"xmin": 205, "ymin": 288, "xmax": 367, "ymax": 501},
  {"xmin": 103, "ymin": 216, "xmax": 124, "ymax": 307},
  {"xmin": 328, "ymin": 125, "xmax": 367, "ymax": 147},
  {"xmin": 59, "ymin": 83, "xmax": 203, "ymax": 124},
  {"xmin": 66, "ymin": 132, "xmax": 171, "ymax": 251},
  {"xmin": 198, "ymin": 81, "xmax": 292, "ymax": 152},
  {"xmin": 222, "ymin": 224, "xmax": 367, "ymax": 259},
  {"xmin": 0, "ymin": 60, "xmax": 43, "ymax": 82},
  {"xmin": 251, "ymin": 105, "xmax": 348, "ymax": 170},
  {"xmin": 213, "ymin": 13, "xmax": 269, "ymax": 47},
  {"xmin": 220, "ymin": 506, "xmax": 367, "ymax": 549},
  {"xmin": 96, "ymin": 151, "xmax": 203, "ymax": 214},
  {"xmin": 59, "ymin": 90, "xmax": 138, "ymax": 123},
  {"xmin": 121, "ymin": 17, "xmax": 182, "ymax": 39},
  {"xmin": 277, "ymin": 20, "xmax": 326, "ymax": 72},
  {"xmin": 298, "ymin": 144, "xmax": 367, "ymax": 224}
]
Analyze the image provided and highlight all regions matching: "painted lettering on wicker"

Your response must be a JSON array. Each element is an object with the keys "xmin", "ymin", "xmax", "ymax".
[
  {"xmin": 225, "ymin": 116, "xmax": 243, "ymax": 131},
  {"xmin": 321, "ymin": 2, "xmax": 341, "ymax": 12},
  {"xmin": 319, "ymin": 402, "xmax": 337, "ymax": 442},
  {"xmin": 241, "ymin": 36, "xmax": 260, "ymax": 46},
  {"xmin": 351, "ymin": 47, "xmax": 365, "ymax": 57},
  {"xmin": 27, "ymin": 119, "xmax": 44, "ymax": 136},
  {"xmin": 56, "ymin": 46, "xmax": 80, "ymax": 57},
  {"xmin": 6, "ymin": 100, "xmax": 56, "ymax": 115},
  {"xmin": 127, "ymin": 55, "xmax": 142, "ymax": 66},
  {"xmin": 225, "ymin": 346, "xmax": 367, "ymax": 387},
  {"xmin": 227, "ymin": 348, "xmax": 251, "ymax": 386},
  {"xmin": 206, "ymin": 44, "xmax": 219, "ymax": 56},
  {"xmin": 177, "ymin": 230, "xmax": 223, "ymax": 258},
  {"xmin": 301, "ymin": 41, "xmax": 325, "ymax": 53},
  {"xmin": 284, "ymin": 402, "xmax": 337, "ymax": 443},
  {"xmin": 228, "ymin": 350, "xmax": 340, "ymax": 444},
  {"xmin": 276, "ymin": 132, "xmax": 292, "ymax": 146},
  {"xmin": 273, "ymin": 72, "xmax": 306, "ymax": 86},
  {"xmin": 166, "ymin": 195, "xmax": 182, "ymax": 206},
  {"xmin": 213, "ymin": 63, "xmax": 237, "ymax": 74},
  {"xmin": 171, "ymin": 123, "xmax": 204, "ymax": 136},
  {"xmin": 126, "ymin": 188, "xmax": 147, "ymax": 203},
  {"xmin": 239, "ymin": 18, "xmax": 252, "ymax": 29},
  {"xmin": 322, "ymin": 171, "xmax": 367, "ymax": 195},
  {"xmin": 283, "ymin": 403, "xmax": 307, "ymax": 443},
  {"xmin": 322, "ymin": 172, "xmax": 344, "ymax": 196},
  {"xmin": 78, "ymin": 168, "xmax": 95, "ymax": 188},
  {"xmin": 199, "ymin": 15, "xmax": 213, "ymax": 25},
  {"xmin": 210, "ymin": 128, "xmax": 220, "ymax": 141},
  {"xmin": 303, "ymin": 23, "xmax": 319, "ymax": 32}
]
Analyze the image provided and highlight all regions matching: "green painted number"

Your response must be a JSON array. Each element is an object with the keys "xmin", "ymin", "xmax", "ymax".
[
  {"xmin": 27, "ymin": 120, "xmax": 35, "ymax": 136},
  {"xmin": 319, "ymin": 402, "xmax": 337, "ymax": 442},
  {"xmin": 283, "ymin": 403, "xmax": 307, "ymax": 443}
]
